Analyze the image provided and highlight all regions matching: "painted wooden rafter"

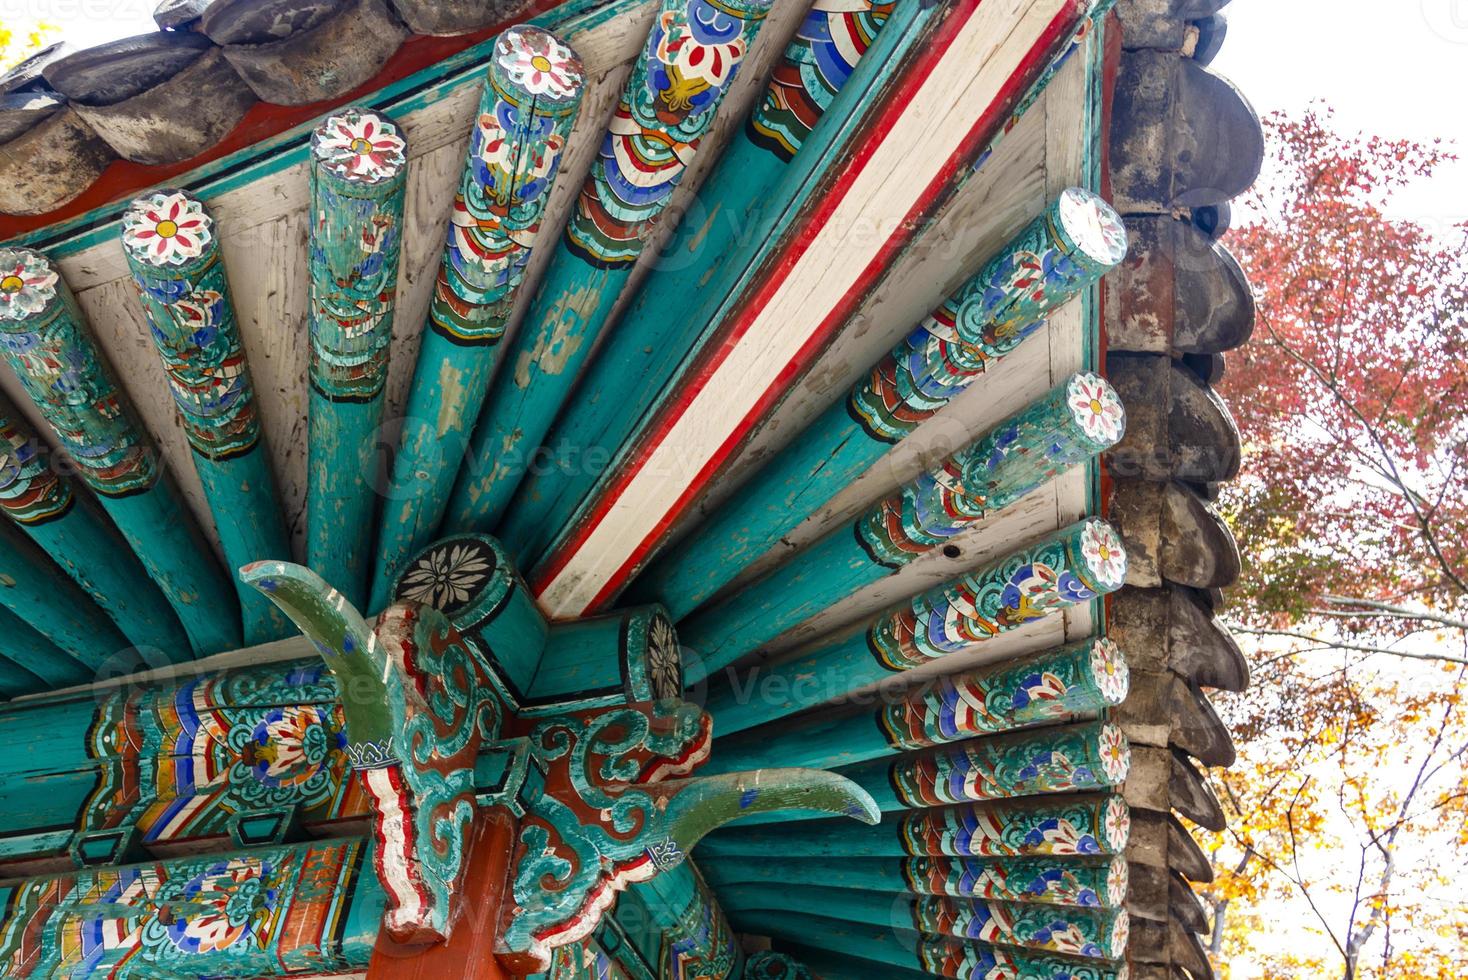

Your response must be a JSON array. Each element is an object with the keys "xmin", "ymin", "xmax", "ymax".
[
  {"xmin": 0, "ymin": 246, "xmax": 240, "ymax": 658},
  {"xmin": 121, "ymin": 189, "xmax": 293, "ymax": 645},
  {"xmin": 305, "ymin": 107, "xmax": 410, "ymax": 610},
  {"xmin": 0, "ymin": 394, "xmax": 188, "ymax": 666},
  {"xmin": 506, "ymin": 0, "xmax": 1120, "ymax": 617},
  {"xmin": 721, "ymin": 885, "xmax": 1130, "ymax": 961},
  {"xmin": 706, "ymin": 517, "xmax": 1129, "ymax": 729},
  {"xmin": 677, "ymin": 370, "xmax": 1127, "ymax": 674},
  {"xmin": 636, "ymin": 188, "xmax": 1127, "ymax": 621},
  {"xmin": 371, "ymin": 26, "xmax": 587, "ymax": 611},
  {"xmin": 701, "ymin": 853, "xmax": 1131, "ymax": 910},
  {"xmin": 446, "ymin": 0, "xmax": 776, "ymax": 536},
  {"xmin": 709, "ymin": 637, "xmax": 1130, "ymax": 774}
]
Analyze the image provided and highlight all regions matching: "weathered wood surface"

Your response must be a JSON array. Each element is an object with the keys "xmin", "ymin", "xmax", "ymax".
[
  {"xmin": 121, "ymin": 189, "xmax": 293, "ymax": 644},
  {"xmin": 0, "ymin": 602, "xmax": 90, "ymax": 693},
  {"xmin": 720, "ymin": 885, "xmax": 1128, "ymax": 960},
  {"xmin": 0, "ymin": 393, "xmax": 188, "ymax": 662},
  {"xmin": 635, "ymin": 189, "xmax": 1127, "ymax": 621},
  {"xmin": 0, "ymin": 837, "xmax": 383, "ymax": 977},
  {"xmin": 701, "ymin": 853, "xmax": 1129, "ymax": 908},
  {"xmin": 617, "ymin": 864, "xmax": 741, "ymax": 980},
  {"xmin": 729, "ymin": 720, "xmax": 1130, "ymax": 825},
  {"xmin": 0, "ymin": 519, "xmax": 132, "ymax": 676},
  {"xmin": 706, "ymin": 638, "xmax": 1128, "ymax": 775},
  {"xmin": 506, "ymin": 0, "xmax": 1117, "ymax": 618},
  {"xmin": 741, "ymin": 912, "xmax": 1126, "ymax": 980},
  {"xmin": 704, "ymin": 517, "xmax": 1127, "ymax": 730},
  {"xmin": 306, "ymin": 108, "xmax": 410, "ymax": 610},
  {"xmin": 0, "ymin": 246, "xmax": 240, "ymax": 658},
  {"xmin": 699, "ymin": 792, "xmax": 1130, "ymax": 861},
  {"xmin": 677, "ymin": 371, "xmax": 1126, "ymax": 668},
  {"xmin": 441, "ymin": 0, "xmax": 828, "ymax": 538},
  {"xmin": 369, "ymin": 26, "xmax": 587, "ymax": 612}
]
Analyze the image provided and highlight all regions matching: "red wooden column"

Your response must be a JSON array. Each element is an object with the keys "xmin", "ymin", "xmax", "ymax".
[{"xmin": 367, "ymin": 810, "xmax": 520, "ymax": 980}]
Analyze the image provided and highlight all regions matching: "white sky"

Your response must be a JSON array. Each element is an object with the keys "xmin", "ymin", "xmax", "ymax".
[{"xmin": 1212, "ymin": 0, "xmax": 1468, "ymax": 226}]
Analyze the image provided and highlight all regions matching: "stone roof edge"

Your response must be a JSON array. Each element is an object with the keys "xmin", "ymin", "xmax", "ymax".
[{"xmin": 1101, "ymin": 1, "xmax": 1263, "ymax": 978}]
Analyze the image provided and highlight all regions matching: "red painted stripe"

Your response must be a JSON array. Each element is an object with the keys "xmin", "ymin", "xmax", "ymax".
[{"xmin": 533, "ymin": 0, "xmax": 1087, "ymax": 612}]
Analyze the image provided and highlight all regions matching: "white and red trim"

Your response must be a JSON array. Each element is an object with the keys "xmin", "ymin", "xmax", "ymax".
[{"xmin": 530, "ymin": 0, "xmax": 1091, "ymax": 617}]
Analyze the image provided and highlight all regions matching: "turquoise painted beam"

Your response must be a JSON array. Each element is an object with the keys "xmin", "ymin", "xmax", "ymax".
[
  {"xmin": 620, "ymin": 864, "xmax": 742, "ymax": 980},
  {"xmin": 0, "ymin": 246, "xmax": 240, "ymax": 657},
  {"xmin": 0, "ymin": 396, "xmax": 187, "ymax": 663},
  {"xmin": 369, "ymin": 26, "xmax": 586, "ymax": 612},
  {"xmin": 524, "ymin": 602, "xmax": 683, "ymax": 713},
  {"xmin": 700, "ymin": 854, "xmax": 1129, "ymax": 909},
  {"xmin": 732, "ymin": 721, "xmax": 1131, "ymax": 826},
  {"xmin": 707, "ymin": 639, "xmax": 1129, "ymax": 774},
  {"xmin": 633, "ymin": 189, "xmax": 1128, "ymax": 619},
  {"xmin": 385, "ymin": 532, "xmax": 549, "ymax": 701},
  {"xmin": 719, "ymin": 885, "xmax": 1127, "ymax": 961},
  {"xmin": 492, "ymin": 0, "xmax": 966, "ymax": 567},
  {"xmin": 697, "ymin": 794, "xmax": 1130, "ymax": 861},
  {"xmin": 748, "ymin": 916, "xmax": 1125, "ymax": 980},
  {"xmin": 0, "ymin": 603, "xmax": 86, "ymax": 693},
  {"xmin": 678, "ymin": 372, "xmax": 1126, "ymax": 668},
  {"xmin": 121, "ymin": 189, "xmax": 293, "ymax": 645},
  {"xmin": 0, "ymin": 837, "xmax": 383, "ymax": 976},
  {"xmin": 444, "ymin": 0, "xmax": 774, "ymax": 536},
  {"xmin": 0, "ymin": 518, "xmax": 132, "ymax": 677},
  {"xmin": 704, "ymin": 517, "xmax": 1128, "ymax": 725},
  {"xmin": 306, "ymin": 107, "xmax": 410, "ymax": 610}
]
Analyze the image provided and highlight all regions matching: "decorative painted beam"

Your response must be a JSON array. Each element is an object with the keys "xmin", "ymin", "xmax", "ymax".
[
  {"xmin": 501, "ymin": 1, "xmax": 1124, "ymax": 616},
  {"xmin": 617, "ymin": 864, "xmax": 742, "ymax": 980},
  {"xmin": 697, "ymin": 793, "xmax": 1131, "ymax": 861},
  {"xmin": 747, "ymin": 915, "xmax": 1126, "ymax": 980},
  {"xmin": 121, "ymin": 189, "xmax": 293, "ymax": 645},
  {"xmin": 0, "ymin": 658, "xmax": 371, "ymax": 866},
  {"xmin": 306, "ymin": 107, "xmax": 410, "ymax": 610},
  {"xmin": 525, "ymin": 602, "xmax": 683, "ymax": 713},
  {"xmin": 678, "ymin": 372, "xmax": 1126, "ymax": 668},
  {"xmin": 387, "ymin": 532, "xmax": 549, "ymax": 701},
  {"xmin": 0, "ymin": 518, "xmax": 132, "ymax": 677},
  {"xmin": 705, "ymin": 517, "xmax": 1128, "ymax": 729},
  {"xmin": 0, "ymin": 395, "xmax": 187, "ymax": 664},
  {"xmin": 445, "ymin": 0, "xmax": 774, "ymax": 535},
  {"xmin": 496, "ymin": 699, "xmax": 879, "ymax": 973},
  {"xmin": 720, "ymin": 886, "xmax": 1128, "ymax": 961},
  {"xmin": 700, "ymin": 854, "xmax": 1130, "ymax": 909},
  {"xmin": 369, "ymin": 26, "xmax": 586, "ymax": 612},
  {"xmin": 707, "ymin": 638, "xmax": 1129, "ymax": 774},
  {"xmin": 635, "ymin": 188, "xmax": 1128, "ymax": 620},
  {"xmin": 0, "ymin": 246, "xmax": 240, "ymax": 658},
  {"xmin": 243, "ymin": 560, "xmax": 506, "ymax": 945},
  {"xmin": 382, "ymin": 531, "xmax": 682, "ymax": 713},
  {"xmin": 733, "ymin": 721, "xmax": 1131, "ymax": 826},
  {"xmin": 0, "ymin": 837, "xmax": 382, "ymax": 977}
]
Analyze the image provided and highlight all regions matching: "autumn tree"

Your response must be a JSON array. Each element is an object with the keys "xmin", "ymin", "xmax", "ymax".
[{"xmin": 1204, "ymin": 106, "xmax": 1468, "ymax": 978}]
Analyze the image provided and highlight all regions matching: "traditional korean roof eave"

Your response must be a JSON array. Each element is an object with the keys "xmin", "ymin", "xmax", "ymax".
[{"xmin": 0, "ymin": 0, "xmax": 1263, "ymax": 977}]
